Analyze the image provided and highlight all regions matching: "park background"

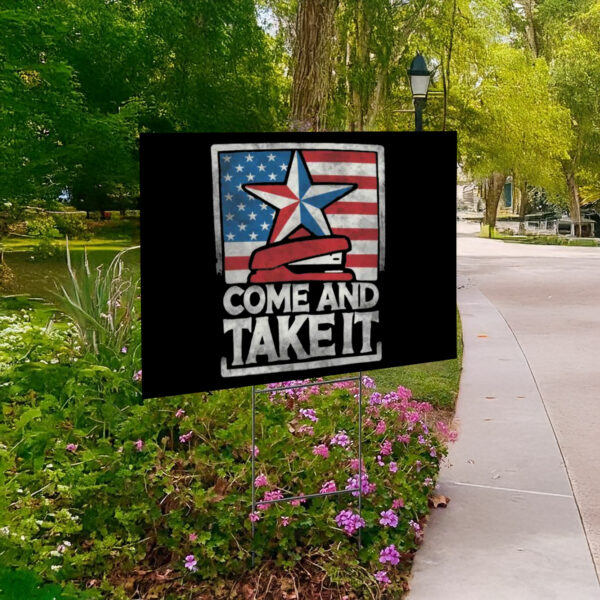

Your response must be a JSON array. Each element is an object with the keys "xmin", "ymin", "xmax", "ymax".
[{"xmin": 0, "ymin": 1, "xmax": 599, "ymax": 599}]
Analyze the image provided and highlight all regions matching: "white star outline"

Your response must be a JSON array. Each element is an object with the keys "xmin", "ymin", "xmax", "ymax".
[{"xmin": 242, "ymin": 151, "xmax": 357, "ymax": 243}]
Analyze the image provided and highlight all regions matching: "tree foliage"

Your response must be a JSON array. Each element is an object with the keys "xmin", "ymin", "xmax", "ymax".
[{"xmin": 1, "ymin": 0, "xmax": 599, "ymax": 224}]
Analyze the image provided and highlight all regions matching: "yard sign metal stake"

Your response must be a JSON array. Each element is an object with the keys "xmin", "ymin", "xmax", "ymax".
[{"xmin": 250, "ymin": 373, "xmax": 364, "ymax": 567}]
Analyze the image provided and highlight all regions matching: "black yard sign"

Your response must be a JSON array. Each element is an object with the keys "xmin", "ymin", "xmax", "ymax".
[{"xmin": 140, "ymin": 132, "xmax": 456, "ymax": 398}]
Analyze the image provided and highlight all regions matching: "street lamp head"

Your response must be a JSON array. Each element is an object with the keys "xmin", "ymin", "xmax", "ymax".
[{"xmin": 408, "ymin": 53, "xmax": 432, "ymax": 99}]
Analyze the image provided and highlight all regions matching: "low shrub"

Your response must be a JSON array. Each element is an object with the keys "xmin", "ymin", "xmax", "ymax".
[
  {"xmin": 0, "ymin": 254, "xmax": 456, "ymax": 597},
  {"xmin": 26, "ymin": 215, "xmax": 60, "ymax": 239},
  {"xmin": 52, "ymin": 213, "xmax": 90, "ymax": 240}
]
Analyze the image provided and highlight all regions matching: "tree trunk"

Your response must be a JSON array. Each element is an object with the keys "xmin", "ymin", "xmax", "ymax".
[
  {"xmin": 290, "ymin": 0, "xmax": 339, "ymax": 131},
  {"xmin": 565, "ymin": 169, "xmax": 582, "ymax": 236},
  {"xmin": 483, "ymin": 172, "xmax": 507, "ymax": 235},
  {"xmin": 348, "ymin": 0, "xmax": 370, "ymax": 131},
  {"xmin": 442, "ymin": 0, "xmax": 457, "ymax": 131},
  {"xmin": 518, "ymin": 180, "xmax": 528, "ymax": 234}
]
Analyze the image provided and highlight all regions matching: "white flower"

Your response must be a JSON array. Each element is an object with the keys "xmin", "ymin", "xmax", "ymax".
[
  {"xmin": 50, "ymin": 565, "xmax": 62, "ymax": 571},
  {"xmin": 0, "ymin": 527, "xmax": 10, "ymax": 536},
  {"xmin": 63, "ymin": 540, "xmax": 71, "ymax": 547}
]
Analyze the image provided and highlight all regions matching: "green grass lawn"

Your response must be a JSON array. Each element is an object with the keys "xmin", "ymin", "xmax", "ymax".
[{"xmin": 368, "ymin": 310, "xmax": 463, "ymax": 411}]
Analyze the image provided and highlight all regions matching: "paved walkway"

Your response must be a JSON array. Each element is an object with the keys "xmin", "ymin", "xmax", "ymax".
[{"xmin": 409, "ymin": 225, "xmax": 600, "ymax": 599}]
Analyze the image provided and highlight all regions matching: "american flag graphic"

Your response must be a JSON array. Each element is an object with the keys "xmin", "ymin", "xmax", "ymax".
[{"xmin": 213, "ymin": 144, "xmax": 384, "ymax": 284}]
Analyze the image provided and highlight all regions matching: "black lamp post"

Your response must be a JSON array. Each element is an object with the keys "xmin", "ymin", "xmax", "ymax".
[{"xmin": 407, "ymin": 53, "xmax": 432, "ymax": 131}]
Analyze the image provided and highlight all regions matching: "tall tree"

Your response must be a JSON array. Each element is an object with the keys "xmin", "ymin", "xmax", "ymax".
[{"xmin": 290, "ymin": 0, "xmax": 339, "ymax": 130}]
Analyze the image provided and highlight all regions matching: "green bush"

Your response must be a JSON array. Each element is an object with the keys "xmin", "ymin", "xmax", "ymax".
[
  {"xmin": 26, "ymin": 216, "xmax": 60, "ymax": 239},
  {"xmin": 52, "ymin": 214, "xmax": 90, "ymax": 240},
  {"xmin": 0, "ymin": 255, "xmax": 455, "ymax": 597}
]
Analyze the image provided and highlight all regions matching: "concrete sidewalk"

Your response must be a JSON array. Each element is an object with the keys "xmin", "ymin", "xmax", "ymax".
[{"xmin": 408, "ymin": 286, "xmax": 600, "ymax": 599}]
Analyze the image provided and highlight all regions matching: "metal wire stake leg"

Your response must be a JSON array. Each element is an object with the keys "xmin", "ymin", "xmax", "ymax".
[
  {"xmin": 251, "ymin": 385, "xmax": 256, "ymax": 567},
  {"xmin": 358, "ymin": 371, "xmax": 362, "ymax": 551}
]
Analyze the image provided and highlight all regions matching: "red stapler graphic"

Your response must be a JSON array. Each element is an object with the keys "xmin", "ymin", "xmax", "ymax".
[{"xmin": 249, "ymin": 235, "xmax": 354, "ymax": 282}]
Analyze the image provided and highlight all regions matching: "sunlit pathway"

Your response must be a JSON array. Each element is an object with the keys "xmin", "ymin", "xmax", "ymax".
[{"xmin": 409, "ymin": 223, "xmax": 600, "ymax": 598}]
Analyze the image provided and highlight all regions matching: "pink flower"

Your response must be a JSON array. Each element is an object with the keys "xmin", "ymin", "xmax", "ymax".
[
  {"xmin": 389, "ymin": 461, "xmax": 398, "ymax": 473},
  {"xmin": 392, "ymin": 498, "xmax": 404, "ymax": 510},
  {"xmin": 330, "ymin": 430, "xmax": 350, "ymax": 448},
  {"xmin": 253, "ymin": 445, "xmax": 259, "ymax": 457},
  {"xmin": 66, "ymin": 443, "xmax": 78, "ymax": 453},
  {"xmin": 290, "ymin": 496, "xmax": 306, "ymax": 507},
  {"xmin": 258, "ymin": 489, "xmax": 284, "ymax": 510},
  {"xmin": 179, "ymin": 431, "xmax": 193, "ymax": 444},
  {"xmin": 121, "ymin": 346, "xmax": 127, "ymax": 354},
  {"xmin": 424, "ymin": 477, "xmax": 434, "ymax": 487},
  {"xmin": 397, "ymin": 434, "xmax": 410, "ymax": 444},
  {"xmin": 376, "ymin": 455, "xmax": 384, "ymax": 467},
  {"xmin": 133, "ymin": 370, "xmax": 142, "ymax": 382},
  {"xmin": 409, "ymin": 519, "xmax": 421, "ymax": 531},
  {"xmin": 415, "ymin": 460, "xmax": 422, "ymax": 472},
  {"xmin": 346, "ymin": 472, "xmax": 375, "ymax": 496},
  {"xmin": 396, "ymin": 385, "xmax": 412, "ymax": 400},
  {"xmin": 375, "ymin": 570, "xmax": 391, "ymax": 584},
  {"xmin": 175, "ymin": 409, "xmax": 185, "ymax": 418},
  {"xmin": 312, "ymin": 444, "xmax": 329, "ymax": 458},
  {"xmin": 320, "ymin": 480, "xmax": 336, "ymax": 494},
  {"xmin": 299, "ymin": 408, "xmax": 318, "ymax": 422},
  {"xmin": 184, "ymin": 554, "xmax": 197, "ymax": 572},
  {"xmin": 380, "ymin": 439, "xmax": 392, "ymax": 455},
  {"xmin": 335, "ymin": 509, "xmax": 365, "ymax": 535},
  {"xmin": 249, "ymin": 512, "xmax": 261, "ymax": 522},
  {"xmin": 379, "ymin": 544, "xmax": 400, "ymax": 565},
  {"xmin": 374, "ymin": 420, "xmax": 386, "ymax": 435},
  {"xmin": 134, "ymin": 439, "xmax": 144, "ymax": 451},
  {"xmin": 280, "ymin": 516, "xmax": 291, "ymax": 527},
  {"xmin": 297, "ymin": 425, "xmax": 314, "ymax": 436},
  {"xmin": 189, "ymin": 533, "xmax": 198, "ymax": 541},
  {"xmin": 254, "ymin": 474, "xmax": 268, "ymax": 488},
  {"xmin": 362, "ymin": 375, "xmax": 376, "ymax": 389},
  {"xmin": 369, "ymin": 392, "xmax": 382, "ymax": 405},
  {"xmin": 379, "ymin": 509, "xmax": 399, "ymax": 528},
  {"xmin": 348, "ymin": 458, "xmax": 365, "ymax": 472}
]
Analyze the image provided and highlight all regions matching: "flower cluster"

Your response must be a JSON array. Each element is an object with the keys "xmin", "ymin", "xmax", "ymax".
[
  {"xmin": 330, "ymin": 430, "xmax": 351, "ymax": 448},
  {"xmin": 257, "ymin": 489, "xmax": 284, "ymax": 510},
  {"xmin": 254, "ymin": 474, "xmax": 268, "ymax": 488},
  {"xmin": 335, "ymin": 509, "xmax": 365, "ymax": 535},
  {"xmin": 312, "ymin": 444, "xmax": 329, "ymax": 458},
  {"xmin": 179, "ymin": 431, "xmax": 193, "ymax": 444},
  {"xmin": 320, "ymin": 480, "xmax": 336, "ymax": 494},
  {"xmin": 299, "ymin": 408, "xmax": 318, "ymax": 422},
  {"xmin": 379, "ymin": 544, "xmax": 400, "ymax": 565},
  {"xmin": 346, "ymin": 472, "xmax": 376, "ymax": 497},
  {"xmin": 379, "ymin": 509, "xmax": 398, "ymax": 528}
]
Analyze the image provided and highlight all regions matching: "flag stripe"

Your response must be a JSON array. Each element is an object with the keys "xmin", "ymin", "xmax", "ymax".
[
  {"xmin": 224, "ymin": 241, "xmax": 264, "ymax": 256},
  {"xmin": 325, "ymin": 202, "xmax": 378, "ymax": 215},
  {"xmin": 311, "ymin": 175, "xmax": 377, "ymax": 189},
  {"xmin": 303, "ymin": 150, "xmax": 376, "ymax": 164},
  {"xmin": 306, "ymin": 161, "xmax": 377, "ymax": 177},
  {"xmin": 327, "ymin": 214, "xmax": 378, "ymax": 228},
  {"xmin": 346, "ymin": 254, "xmax": 378, "ymax": 268},
  {"xmin": 337, "ymin": 189, "xmax": 378, "ymax": 203},
  {"xmin": 225, "ymin": 256, "xmax": 250, "ymax": 270},
  {"xmin": 332, "ymin": 228, "xmax": 378, "ymax": 240},
  {"xmin": 351, "ymin": 267, "xmax": 378, "ymax": 280}
]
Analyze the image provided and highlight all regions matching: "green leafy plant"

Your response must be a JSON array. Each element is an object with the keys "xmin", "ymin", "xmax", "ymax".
[{"xmin": 52, "ymin": 241, "xmax": 140, "ymax": 356}]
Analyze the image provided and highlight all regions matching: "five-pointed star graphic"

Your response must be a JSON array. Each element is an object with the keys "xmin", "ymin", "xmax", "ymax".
[{"xmin": 243, "ymin": 151, "xmax": 356, "ymax": 243}]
